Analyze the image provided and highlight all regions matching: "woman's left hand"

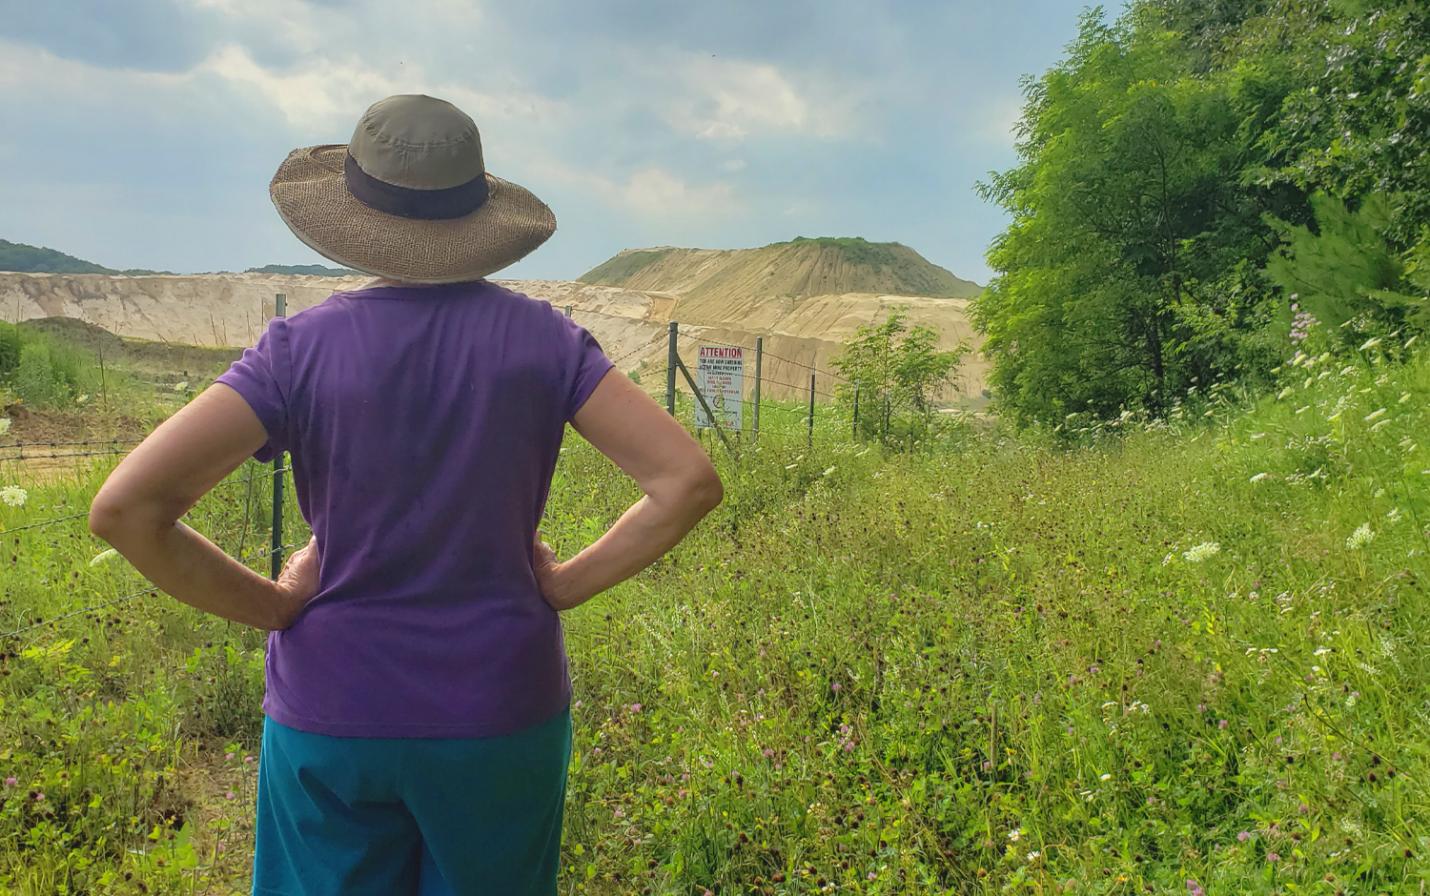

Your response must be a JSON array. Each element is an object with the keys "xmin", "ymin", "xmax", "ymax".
[{"xmin": 274, "ymin": 537, "xmax": 321, "ymax": 627}]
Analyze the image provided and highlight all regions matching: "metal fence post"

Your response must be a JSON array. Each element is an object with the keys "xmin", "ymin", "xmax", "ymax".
[
  {"xmin": 666, "ymin": 321, "xmax": 678, "ymax": 416},
  {"xmin": 881, "ymin": 393, "xmax": 891, "ymax": 441},
  {"xmin": 564, "ymin": 305, "xmax": 573, "ymax": 317},
  {"xmin": 852, "ymin": 383, "xmax": 860, "ymax": 439},
  {"xmin": 270, "ymin": 293, "xmax": 287, "ymax": 580},
  {"xmin": 752, "ymin": 336, "xmax": 763, "ymax": 441},
  {"xmin": 807, "ymin": 373, "xmax": 815, "ymax": 448}
]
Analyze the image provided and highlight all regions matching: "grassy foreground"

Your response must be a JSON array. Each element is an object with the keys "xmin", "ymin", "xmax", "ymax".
[{"xmin": 0, "ymin": 347, "xmax": 1426, "ymax": 894}]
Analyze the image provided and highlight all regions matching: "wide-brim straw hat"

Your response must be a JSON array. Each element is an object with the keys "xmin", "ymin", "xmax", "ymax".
[{"xmin": 269, "ymin": 94, "xmax": 555, "ymax": 284}]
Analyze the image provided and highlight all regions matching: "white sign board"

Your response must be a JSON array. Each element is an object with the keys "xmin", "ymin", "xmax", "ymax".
[{"xmin": 694, "ymin": 345, "xmax": 744, "ymax": 431}]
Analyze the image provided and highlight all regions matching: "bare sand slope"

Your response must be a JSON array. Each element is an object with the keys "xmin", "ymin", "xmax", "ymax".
[{"xmin": 0, "ymin": 272, "xmax": 987, "ymax": 403}]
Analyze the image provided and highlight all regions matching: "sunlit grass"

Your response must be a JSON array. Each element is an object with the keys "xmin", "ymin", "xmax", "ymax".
[{"xmin": 0, "ymin": 348, "xmax": 1425, "ymax": 893}]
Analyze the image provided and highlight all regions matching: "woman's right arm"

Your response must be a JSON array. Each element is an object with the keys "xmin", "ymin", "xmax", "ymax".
[{"xmin": 535, "ymin": 371, "xmax": 722, "ymax": 611}]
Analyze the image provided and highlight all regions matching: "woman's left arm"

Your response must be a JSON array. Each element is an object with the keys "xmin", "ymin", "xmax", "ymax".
[{"xmin": 89, "ymin": 383, "xmax": 318, "ymax": 630}]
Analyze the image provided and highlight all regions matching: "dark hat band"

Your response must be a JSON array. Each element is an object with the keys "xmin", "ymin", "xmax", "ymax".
[{"xmin": 343, "ymin": 152, "xmax": 490, "ymax": 220}]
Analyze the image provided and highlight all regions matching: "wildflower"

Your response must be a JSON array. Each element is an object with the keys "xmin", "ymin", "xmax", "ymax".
[
  {"xmin": 1363, "ymin": 408, "xmax": 1386, "ymax": 423},
  {"xmin": 1008, "ymin": 828, "xmax": 1022, "ymax": 842},
  {"xmin": 225, "ymin": 790, "xmax": 236, "ymax": 801},
  {"xmin": 867, "ymin": 872, "xmax": 877, "ymax": 880},
  {"xmin": 174, "ymin": 381, "xmax": 189, "ymax": 392},
  {"xmin": 1290, "ymin": 304, "xmax": 1316, "ymax": 345},
  {"xmin": 2, "ymin": 777, "xmax": 15, "ymax": 788},
  {"xmin": 1099, "ymin": 773, "xmax": 1112, "ymax": 781},
  {"xmin": 1358, "ymin": 337, "xmax": 1381, "ymax": 352},
  {"xmin": 762, "ymin": 748, "xmax": 775, "ymax": 759},
  {"xmin": 830, "ymin": 681, "xmax": 842, "ymax": 693},
  {"xmin": 1249, "ymin": 472, "xmax": 1269, "ymax": 483},
  {"xmin": 629, "ymin": 702, "xmax": 642, "ymax": 713},
  {"xmin": 1237, "ymin": 831, "xmax": 1252, "ymax": 842},
  {"xmin": 1345, "ymin": 523, "xmax": 1375, "ymax": 550},
  {"xmin": 0, "ymin": 486, "xmax": 27, "ymax": 508},
  {"xmin": 1276, "ymin": 386, "xmax": 1293, "ymax": 400},
  {"xmin": 1027, "ymin": 851, "xmax": 1041, "ymax": 862},
  {"xmin": 1186, "ymin": 880, "xmax": 1205, "ymax": 896},
  {"xmin": 821, "ymin": 466, "xmax": 836, "ymax": 477},
  {"xmin": 1266, "ymin": 852, "xmax": 1280, "ymax": 863},
  {"xmin": 89, "ymin": 548, "xmax": 119, "ymax": 566},
  {"xmin": 1218, "ymin": 719, "xmax": 1229, "ymax": 730},
  {"xmin": 1182, "ymin": 542, "xmax": 1221, "ymax": 563}
]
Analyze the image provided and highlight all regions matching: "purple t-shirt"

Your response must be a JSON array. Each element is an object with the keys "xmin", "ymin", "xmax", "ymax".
[{"xmin": 216, "ymin": 280, "xmax": 613, "ymax": 738}]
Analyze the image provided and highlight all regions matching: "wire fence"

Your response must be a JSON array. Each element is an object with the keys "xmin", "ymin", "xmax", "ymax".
[{"xmin": 0, "ymin": 310, "xmax": 876, "ymax": 642}]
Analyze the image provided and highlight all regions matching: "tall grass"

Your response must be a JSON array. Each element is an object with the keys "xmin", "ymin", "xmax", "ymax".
[{"xmin": 0, "ymin": 346, "xmax": 1424, "ymax": 893}]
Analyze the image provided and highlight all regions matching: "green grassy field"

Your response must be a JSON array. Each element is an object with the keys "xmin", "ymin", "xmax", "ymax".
[{"xmin": 0, "ymin": 345, "xmax": 1426, "ymax": 893}]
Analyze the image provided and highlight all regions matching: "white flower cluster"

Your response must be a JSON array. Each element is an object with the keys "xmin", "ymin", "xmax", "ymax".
[
  {"xmin": 0, "ymin": 485, "xmax": 27, "ymax": 507},
  {"xmin": 1345, "ymin": 523, "xmax": 1375, "ymax": 550},
  {"xmin": 1182, "ymin": 541, "xmax": 1221, "ymax": 563}
]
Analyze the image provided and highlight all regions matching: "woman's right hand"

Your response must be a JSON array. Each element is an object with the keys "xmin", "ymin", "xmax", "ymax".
[{"xmin": 533, "ymin": 533, "xmax": 572, "ymax": 611}]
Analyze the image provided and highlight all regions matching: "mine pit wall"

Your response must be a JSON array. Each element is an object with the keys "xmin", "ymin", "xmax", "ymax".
[{"xmin": 0, "ymin": 272, "xmax": 986, "ymax": 405}]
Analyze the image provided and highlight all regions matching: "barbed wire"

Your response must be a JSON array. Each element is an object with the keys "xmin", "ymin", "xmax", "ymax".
[
  {"xmin": 1, "ymin": 510, "xmax": 92, "ymax": 535},
  {"xmin": 1, "ymin": 585, "xmax": 161, "ymax": 640},
  {"xmin": 606, "ymin": 335, "xmax": 667, "ymax": 369},
  {"xmin": 681, "ymin": 333, "xmax": 853, "ymax": 385},
  {"xmin": 0, "ymin": 437, "xmax": 143, "ymax": 451},
  {"xmin": 0, "ymin": 448, "xmax": 134, "ymax": 461}
]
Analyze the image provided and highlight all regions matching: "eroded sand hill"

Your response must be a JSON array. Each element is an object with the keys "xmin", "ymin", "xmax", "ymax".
[{"xmin": 0, "ymin": 271, "xmax": 987, "ymax": 403}]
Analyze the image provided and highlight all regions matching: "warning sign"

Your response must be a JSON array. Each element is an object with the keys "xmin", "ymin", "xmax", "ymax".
[{"xmin": 694, "ymin": 345, "xmax": 744, "ymax": 431}]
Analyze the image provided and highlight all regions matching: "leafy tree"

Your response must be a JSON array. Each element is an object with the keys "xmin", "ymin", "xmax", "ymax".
[
  {"xmin": 975, "ymin": 0, "xmax": 1429, "ymax": 427},
  {"xmin": 830, "ymin": 312, "xmax": 965, "ymax": 445},
  {"xmin": 1267, "ymin": 193, "xmax": 1429, "ymax": 341}
]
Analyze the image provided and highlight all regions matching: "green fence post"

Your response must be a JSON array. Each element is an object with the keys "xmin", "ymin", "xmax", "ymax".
[
  {"xmin": 852, "ymin": 383, "xmax": 860, "ymax": 440},
  {"xmin": 270, "ymin": 293, "xmax": 287, "ymax": 580},
  {"xmin": 752, "ymin": 337, "xmax": 762, "ymax": 441},
  {"xmin": 807, "ymin": 373, "xmax": 815, "ymax": 448},
  {"xmin": 666, "ymin": 321, "xmax": 678, "ymax": 416}
]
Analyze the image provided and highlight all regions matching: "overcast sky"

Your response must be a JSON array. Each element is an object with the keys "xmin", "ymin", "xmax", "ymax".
[{"xmin": 0, "ymin": 0, "xmax": 1098, "ymax": 283}]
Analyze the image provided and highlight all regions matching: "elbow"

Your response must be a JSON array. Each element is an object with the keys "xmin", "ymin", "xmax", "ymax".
[
  {"xmin": 684, "ymin": 464, "xmax": 723, "ymax": 516},
  {"xmin": 89, "ymin": 490, "xmax": 173, "ymax": 546},
  {"xmin": 88, "ymin": 494, "xmax": 126, "ymax": 544}
]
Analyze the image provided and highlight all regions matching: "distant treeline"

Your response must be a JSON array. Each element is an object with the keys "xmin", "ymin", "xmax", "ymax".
[
  {"xmin": 976, "ymin": 0, "xmax": 1428, "ymax": 426},
  {"xmin": 0, "ymin": 239, "xmax": 355, "ymax": 278},
  {"xmin": 0, "ymin": 239, "xmax": 168, "ymax": 275},
  {"xmin": 243, "ymin": 264, "xmax": 358, "ymax": 276}
]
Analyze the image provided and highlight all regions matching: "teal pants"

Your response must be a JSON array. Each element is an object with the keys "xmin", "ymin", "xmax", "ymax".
[{"xmin": 252, "ymin": 707, "xmax": 572, "ymax": 895}]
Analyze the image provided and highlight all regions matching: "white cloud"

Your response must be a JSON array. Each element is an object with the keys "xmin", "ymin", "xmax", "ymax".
[
  {"xmin": 721, "ymin": 159, "xmax": 747, "ymax": 173},
  {"xmin": 531, "ymin": 156, "xmax": 739, "ymax": 220},
  {"xmin": 974, "ymin": 94, "xmax": 1026, "ymax": 147},
  {"xmin": 659, "ymin": 54, "xmax": 851, "ymax": 142},
  {"xmin": 0, "ymin": 39, "xmax": 188, "ymax": 93},
  {"xmin": 199, "ymin": 45, "xmax": 397, "ymax": 128},
  {"xmin": 620, "ymin": 168, "xmax": 736, "ymax": 216},
  {"xmin": 196, "ymin": 45, "xmax": 565, "ymax": 131}
]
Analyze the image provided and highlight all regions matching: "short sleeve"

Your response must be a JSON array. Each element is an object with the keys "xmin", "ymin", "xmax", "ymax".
[
  {"xmin": 215, "ymin": 319, "xmax": 291, "ymax": 462},
  {"xmin": 558, "ymin": 313, "xmax": 615, "ymax": 420}
]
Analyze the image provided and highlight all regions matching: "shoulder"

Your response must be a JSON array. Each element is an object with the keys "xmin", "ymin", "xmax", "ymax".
[{"xmin": 479, "ymin": 281, "xmax": 565, "ymax": 321}]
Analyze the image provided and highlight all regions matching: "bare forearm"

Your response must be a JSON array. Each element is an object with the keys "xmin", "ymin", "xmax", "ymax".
[
  {"xmin": 550, "ymin": 486, "xmax": 717, "ymax": 609},
  {"xmin": 93, "ymin": 518, "xmax": 297, "ymax": 629}
]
